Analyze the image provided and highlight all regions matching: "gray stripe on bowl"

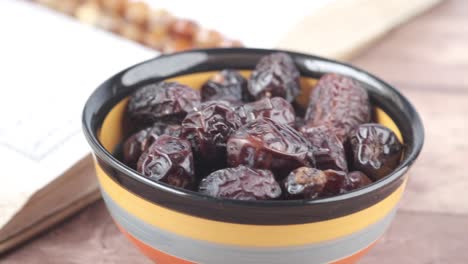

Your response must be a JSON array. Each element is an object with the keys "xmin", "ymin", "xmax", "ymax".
[{"xmin": 102, "ymin": 189, "xmax": 394, "ymax": 264}]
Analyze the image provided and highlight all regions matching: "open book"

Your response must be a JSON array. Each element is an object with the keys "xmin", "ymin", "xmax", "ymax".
[
  {"xmin": 0, "ymin": 0, "xmax": 440, "ymax": 253},
  {"xmin": 0, "ymin": 0, "xmax": 156, "ymax": 252}
]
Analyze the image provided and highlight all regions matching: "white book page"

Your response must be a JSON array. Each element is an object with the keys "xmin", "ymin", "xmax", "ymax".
[
  {"xmin": 0, "ymin": 0, "xmax": 337, "ymax": 228},
  {"xmin": 0, "ymin": 1, "xmax": 156, "ymax": 227},
  {"xmin": 148, "ymin": 0, "xmax": 336, "ymax": 48}
]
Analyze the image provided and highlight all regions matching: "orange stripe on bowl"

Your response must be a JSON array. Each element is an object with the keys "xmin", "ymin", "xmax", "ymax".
[
  {"xmin": 116, "ymin": 223, "xmax": 195, "ymax": 264},
  {"xmin": 330, "ymin": 240, "xmax": 379, "ymax": 264}
]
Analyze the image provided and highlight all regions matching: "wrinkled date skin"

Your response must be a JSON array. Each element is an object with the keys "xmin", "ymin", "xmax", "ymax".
[
  {"xmin": 148, "ymin": 122, "xmax": 182, "ymax": 138},
  {"xmin": 348, "ymin": 124, "xmax": 403, "ymax": 180},
  {"xmin": 305, "ymin": 74, "xmax": 370, "ymax": 141},
  {"xmin": 137, "ymin": 135, "xmax": 195, "ymax": 189},
  {"xmin": 181, "ymin": 101, "xmax": 241, "ymax": 175},
  {"xmin": 227, "ymin": 118, "xmax": 314, "ymax": 179},
  {"xmin": 127, "ymin": 82, "xmax": 201, "ymax": 126},
  {"xmin": 201, "ymin": 70, "xmax": 250, "ymax": 104},
  {"xmin": 157, "ymin": 123, "xmax": 182, "ymax": 138},
  {"xmin": 248, "ymin": 52, "xmax": 300, "ymax": 102},
  {"xmin": 344, "ymin": 171, "xmax": 372, "ymax": 191},
  {"xmin": 123, "ymin": 127, "xmax": 158, "ymax": 169},
  {"xmin": 122, "ymin": 123, "xmax": 182, "ymax": 168},
  {"xmin": 300, "ymin": 125, "xmax": 348, "ymax": 172},
  {"xmin": 198, "ymin": 165, "xmax": 282, "ymax": 200},
  {"xmin": 116, "ymin": 56, "xmax": 394, "ymax": 201},
  {"xmin": 283, "ymin": 167, "xmax": 348, "ymax": 199},
  {"xmin": 237, "ymin": 97, "xmax": 295, "ymax": 126}
]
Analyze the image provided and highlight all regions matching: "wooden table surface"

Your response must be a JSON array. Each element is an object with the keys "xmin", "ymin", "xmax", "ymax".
[{"xmin": 2, "ymin": 0, "xmax": 468, "ymax": 263}]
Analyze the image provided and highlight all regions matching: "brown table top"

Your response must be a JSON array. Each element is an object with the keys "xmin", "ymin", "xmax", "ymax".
[{"xmin": 3, "ymin": 0, "xmax": 468, "ymax": 263}]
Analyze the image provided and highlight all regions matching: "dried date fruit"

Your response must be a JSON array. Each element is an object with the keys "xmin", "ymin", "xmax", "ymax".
[
  {"xmin": 123, "ymin": 127, "xmax": 157, "ymax": 169},
  {"xmin": 236, "ymin": 97, "xmax": 295, "ymax": 126},
  {"xmin": 300, "ymin": 125, "xmax": 348, "ymax": 172},
  {"xmin": 122, "ymin": 123, "xmax": 182, "ymax": 168},
  {"xmin": 158, "ymin": 123, "xmax": 182, "ymax": 138},
  {"xmin": 348, "ymin": 124, "xmax": 403, "ymax": 181},
  {"xmin": 248, "ymin": 52, "xmax": 300, "ymax": 102},
  {"xmin": 344, "ymin": 171, "xmax": 372, "ymax": 191},
  {"xmin": 283, "ymin": 167, "xmax": 347, "ymax": 199},
  {"xmin": 181, "ymin": 101, "xmax": 241, "ymax": 174},
  {"xmin": 305, "ymin": 74, "xmax": 370, "ymax": 141},
  {"xmin": 119, "ymin": 62, "xmax": 388, "ymax": 201},
  {"xmin": 201, "ymin": 70, "xmax": 250, "ymax": 104},
  {"xmin": 283, "ymin": 167, "xmax": 326, "ymax": 199},
  {"xmin": 198, "ymin": 165, "xmax": 281, "ymax": 200},
  {"xmin": 127, "ymin": 82, "xmax": 200, "ymax": 127},
  {"xmin": 227, "ymin": 118, "xmax": 314, "ymax": 179},
  {"xmin": 147, "ymin": 122, "xmax": 182, "ymax": 137},
  {"xmin": 321, "ymin": 169, "xmax": 348, "ymax": 197},
  {"xmin": 137, "ymin": 135, "xmax": 195, "ymax": 189}
]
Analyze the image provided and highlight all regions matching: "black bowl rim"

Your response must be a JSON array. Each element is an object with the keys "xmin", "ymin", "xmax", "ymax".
[{"xmin": 82, "ymin": 48, "xmax": 424, "ymax": 213}]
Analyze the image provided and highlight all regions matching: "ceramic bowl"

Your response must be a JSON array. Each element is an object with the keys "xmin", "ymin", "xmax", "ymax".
[{"xmin": 82, "ymin": 48, "xmax": 424, "ymax": 264}]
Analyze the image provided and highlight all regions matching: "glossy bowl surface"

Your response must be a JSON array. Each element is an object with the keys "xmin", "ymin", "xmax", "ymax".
[{"xmin": 82, "ymin": 48, "xmax": 424, "ymax": 264}]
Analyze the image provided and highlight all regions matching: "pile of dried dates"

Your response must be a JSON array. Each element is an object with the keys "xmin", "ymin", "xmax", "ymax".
[{"xmin": 119, "ymin": 52, "xmax": 403, "ymax": 201}]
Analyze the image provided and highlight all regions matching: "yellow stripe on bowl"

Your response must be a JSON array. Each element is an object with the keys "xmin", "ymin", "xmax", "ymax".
[{"xmin": 95, "ymin": 162, "xmax": 405, "ymax": 247}]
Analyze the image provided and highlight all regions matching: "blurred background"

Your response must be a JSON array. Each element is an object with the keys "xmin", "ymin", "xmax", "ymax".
[{"xmin": 1, "ymin": 0, "xmax": 467, "ymax": 263}]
